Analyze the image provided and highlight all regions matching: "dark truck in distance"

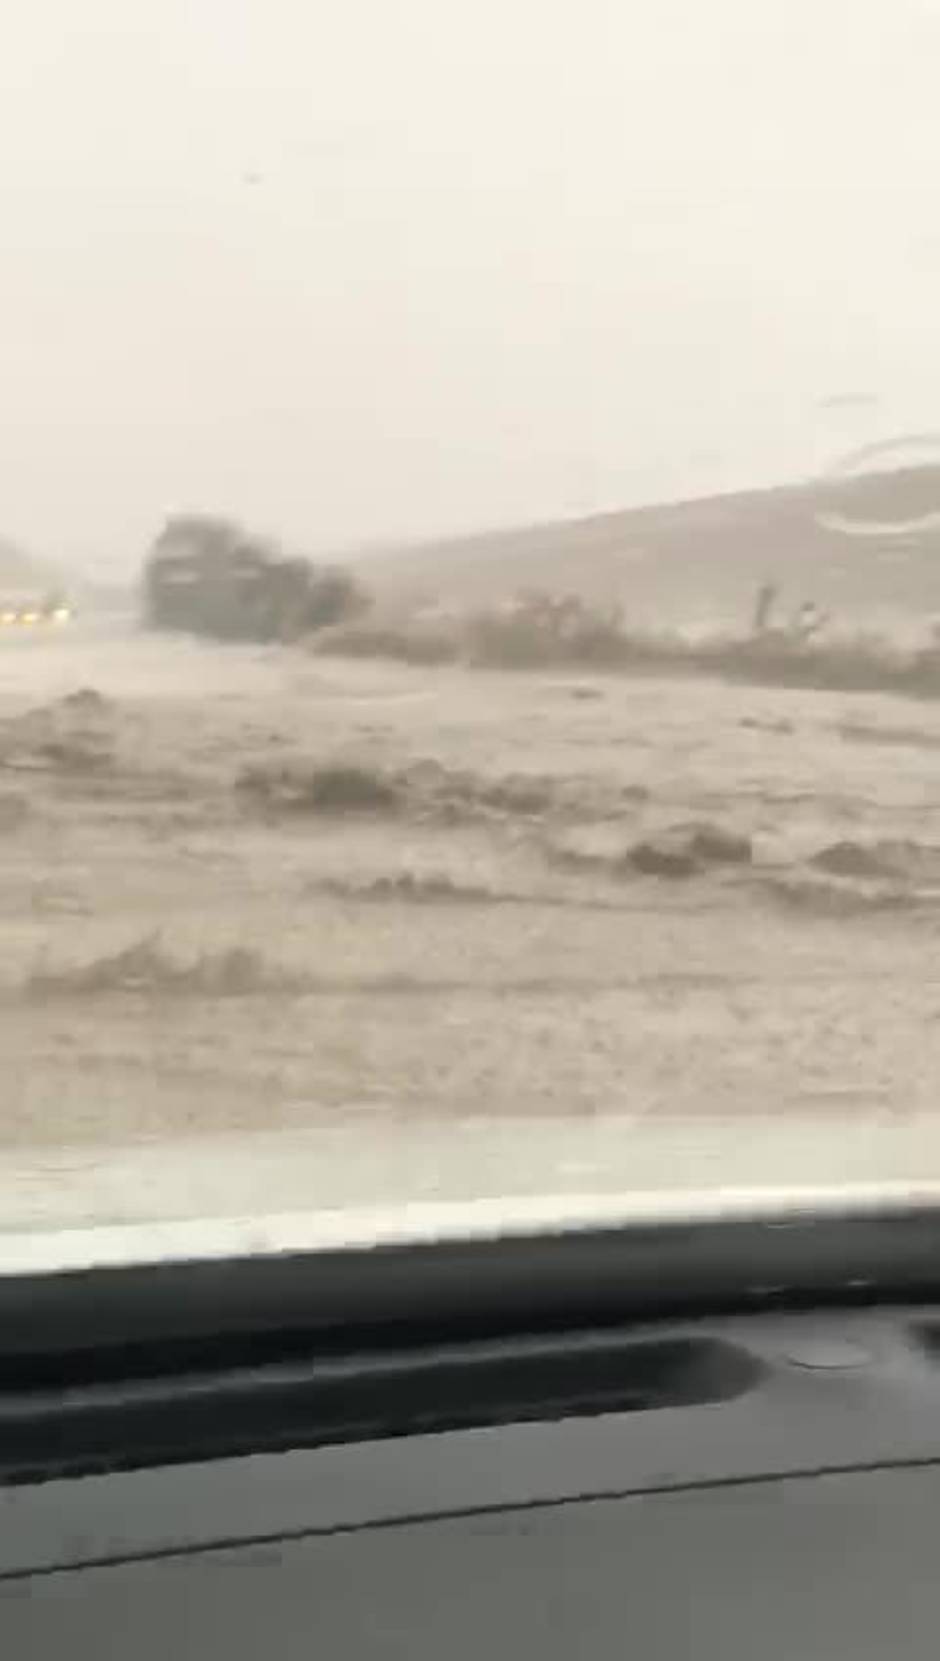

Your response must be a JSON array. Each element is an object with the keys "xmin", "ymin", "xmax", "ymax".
[{"xmin": 142, "ymin": 514, "xmax": 368, "ymax": 644}]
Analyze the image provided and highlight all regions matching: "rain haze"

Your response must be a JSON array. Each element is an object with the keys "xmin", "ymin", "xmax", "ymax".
[
  {"xmin": 5, "ymin": 0, "xmax": 940, "ymax": 1237},
  {"xmin": 1, "ymin": 0, "xmax": 940, "ymax": 571}
]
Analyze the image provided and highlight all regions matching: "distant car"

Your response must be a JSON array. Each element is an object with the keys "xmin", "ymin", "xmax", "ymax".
[{"xmin": 0, "ymin": 591, "xmax": 73, "ymax": 627}]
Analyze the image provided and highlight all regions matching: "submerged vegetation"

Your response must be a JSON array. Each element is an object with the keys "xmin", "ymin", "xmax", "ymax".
[{"xmin": 311, "ymin": 588, "xmax": 940, "ymax": 701}]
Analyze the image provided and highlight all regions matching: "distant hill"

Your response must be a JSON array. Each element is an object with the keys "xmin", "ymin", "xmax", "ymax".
[{"xmin": 354, "ymin": 464, "xmax": 940, "ymax": 630}]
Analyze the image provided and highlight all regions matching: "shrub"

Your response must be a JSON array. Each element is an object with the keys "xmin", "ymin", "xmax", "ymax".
[
  {"xmin": 237, "ymin": 759, "xmax": 402, "ymax": 813},
  {"xmin": 310, "ymin": 621, "xmax": 460, "ymax": 665},
  {"xmin": 27, "ymin": 935, "xmax": 296, "ymax": 997},
  {"xmin": 463, "ymin": 592, "xmax": 629, "ymax": 669}
]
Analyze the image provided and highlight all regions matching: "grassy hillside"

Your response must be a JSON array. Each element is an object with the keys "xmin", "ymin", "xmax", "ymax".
[{"xmin": 354, "ymin": 464, "xmax": 940, "ymax": 629}]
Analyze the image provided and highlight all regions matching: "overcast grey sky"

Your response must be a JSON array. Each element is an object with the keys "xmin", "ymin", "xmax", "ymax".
[{"xmin": 1, "ymin": 0, "xmax": 940, "ymax": 571}]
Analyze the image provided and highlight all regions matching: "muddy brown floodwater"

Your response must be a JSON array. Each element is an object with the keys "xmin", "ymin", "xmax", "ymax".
[{"xmin": 2, "ymin": 615, "xmax": 940, "ymax": 1231}]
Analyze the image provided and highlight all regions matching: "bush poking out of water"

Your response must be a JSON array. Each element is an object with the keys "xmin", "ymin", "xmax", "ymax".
[
  {"xmin": 628, "ymin": 837, "xmax": 701, "ymax": 879},
  {"xmin": 306, "ymin": 593, "xmax": 940, "ymax": 703},
  {"xmin": 0, "ymin": 690, "xmax": 118, "ymax": 775},
  {"xmin": 237, "ymin": 753, "xmax": 564, "ymax": 824},
  {"xmin": 27, "ymin": 934, "xmax": 297, "ymax": 997},
  {"xmin": 681, "ymin": 822, "xmax": 753, "ymax": 865},
  {"xmin": 237, "ymin": 760, "xmax": 402, "ymax": 814},
  {"xmin": 628, "ymin": 823, "xmax": 754, "ymax": 879},
  {"xmin": 464, "ymin": 594, "xmax": 630, "ymax": 669},
  {"xmin": 319, "ymin": 871, "xmax": 495, "ymax": 904},
  {"xmin": 310, "ymin": 621, "xmax": 459, "ymax": 666},
  {"xmin": 757, "ymin": 874, "xmax": 913, "ymax": 917},
  {"xmin": 811, "ymin": 841, "xmax": 901, "ymax": 880}
]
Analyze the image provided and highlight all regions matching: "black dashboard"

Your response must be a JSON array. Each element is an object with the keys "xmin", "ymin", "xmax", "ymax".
[{"xmin": 4, "ymin": 1201, "xmax": 940, "ymax": 1657}]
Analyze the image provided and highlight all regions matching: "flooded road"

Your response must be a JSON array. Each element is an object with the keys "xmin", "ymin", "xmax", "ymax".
[{"xmin": 2, "ymin": 617, "xmax": 940, "ymax": 1228}]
